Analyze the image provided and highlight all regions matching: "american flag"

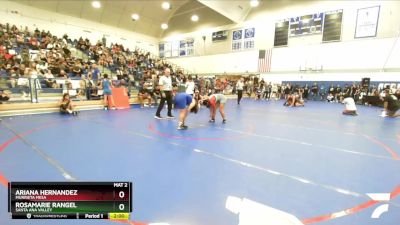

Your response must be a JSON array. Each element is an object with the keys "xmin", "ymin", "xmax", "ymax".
[{"xmin": 258, "ymin": 49, "xmax": 272, "ymax": 73}]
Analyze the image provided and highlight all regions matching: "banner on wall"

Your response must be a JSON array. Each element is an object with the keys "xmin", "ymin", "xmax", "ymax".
[
  {"xmin": 244, "ymin": 28, "xmax": 255, "ymax": 49},
  {"xmin": 232, "ymin": 29, "xmax": 243, "ymax": 51},
  {"xmin": 171, "ymin": 41, "xmax": 179, "ymax": 57},
  {"xmin": 289, "ymin": 13, "xmax": 324, "ymax": 36},
  {"xmin": 158, "ymin": 43, "xmax": 166, "ymax": 58},
  {"xmin": 244, "ymin": 28, "xmax": 255, "ymax": 39},
  {"xmin": 159, "ymin": 38, "xmax": 194, "ymax": 58},
  {"xmin": 179, "ymin": 40, "xmax": 186, "ymax": 56},
  {"xmin": 355, "ymin": 5, "xmax": 380, "ymax": 38},
  {"xmin": 186, "ymin": 39, "xmax": 194, "ymax": 56},
  {"xmin": 164, "ymin": 42, "xmax": 172, "ymax": 58},
  {"xmin": 179, "ymin": 39, "xmax": 194, "ymax": 56},
  {"xmin": 232, "ymin": 30, "xmax": 243, "ymax": 40},
  {"xmin": 232, "ymin": 28, "xmax": 255, "ymax": 51}
]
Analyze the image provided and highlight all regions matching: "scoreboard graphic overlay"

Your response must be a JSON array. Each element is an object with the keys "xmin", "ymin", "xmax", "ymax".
[{"xmin": 8, "ymin": 182, "xmax": 132, "ymax": 220}]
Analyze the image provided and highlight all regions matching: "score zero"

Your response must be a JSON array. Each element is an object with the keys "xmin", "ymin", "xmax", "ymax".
[
  {"xmin": 114, "ymin": 183, "xmax": 128, "ymax": 199},
  {"xmin": 114, "ymin": 183, "xmax": 128, "ymax": 211}
]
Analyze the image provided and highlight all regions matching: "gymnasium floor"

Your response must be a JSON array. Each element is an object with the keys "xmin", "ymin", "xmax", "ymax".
[{"xmin": 0, "ymin": 99, "xmax": 399, "ymax": 225}]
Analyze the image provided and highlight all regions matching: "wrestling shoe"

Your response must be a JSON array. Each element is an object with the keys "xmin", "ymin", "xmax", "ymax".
[{"xmin": 177, "ymin": 125, "xmax": 188, "ymax": 130}]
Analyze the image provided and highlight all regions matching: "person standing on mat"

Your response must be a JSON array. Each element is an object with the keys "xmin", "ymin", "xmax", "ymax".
[
  {"xmin": 236, "ymin": 78, "xmax": 244, "ymax": 105},
  {"xmin": 155, "ymin": 68, "xmax": 174, "ymax": 119},
  {"xmin": 174, "ymin": 91, "xmax": 200, "ymax": 130},
  {"xmin": 203, "ymin": 93, "xmax": 227, "ymax": 123}
]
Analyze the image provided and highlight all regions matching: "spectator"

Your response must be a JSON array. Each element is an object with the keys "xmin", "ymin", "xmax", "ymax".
[
  {"xmin": 99, "ymin": 74, "xmax": 115, "ymax": 110},
  {"xmin": 342, "ymin": 95, "xmax": 358, "ymax": 116},
  {"xmin": 284, "ymin": 84, "xmax": 290, "ymax": 99},
  {"xmin": 319, "ymin": 84, "xmax": 326, "ymax": 100},
  {"xmin": 343, "ymin": 84, "xmax": 350, "ymax": 97},
  {"xmin": 185, "ymin": 76, "xmax": 195, "ymax": 96},
  {"xmin": 276, "ymin": 84, "xmax": 282, "ymax": 100},
  {"xmin": 90, "ymin": 64, "xmax": 100, "ymax": 82},
  {"xmin": 303, "ymin": 84, "xmax": 309, "ymax": 100},
  {"xmin": 138, "ymin": 77, "xmax": 155, "ymax": 108},
  {"xmin": 0, "ymin": 89, "xmax": 10, "ymax": 103},
  {"xmin": 71, "ymin": 65, "xmax": 82, "ymax": 77},
  {"xmin": 271, "ymin": 83, "xmax": 278, "ymax": 100},
  {"xmin": 264, "ymin": 82, "xmax": 272, "ymax": 100},
  {"xmin": 138, "ymin": 87, "xmax": 152, "ymax": 108},
  {"xmin": 59, "ymin": 93, "xmax": 78, "ymax": 115},
  {"xmin": 335, "ymin": 84, "xmax": 342, "ymax": 102},
  {"xmin": 255, "ymin": 84, "xmax": 263, "ymax": 100},
  {"xmin": 58, "ymin": 70, "xmax": 67, "ymax": 79},
  {"xmin": 382, "ymin": 89, "xmax": 400, "ymax": 118},
  {"xmin": 327, "ymin": 93, "xmax": 335, "ymax": 102},
  {"xmin": 311, "ymin": 82, "xmax": 318, "ymax": 100},
  {"xmin": 79, "ymin": 75, "xmax": 90, "ymax": 100},
  {"xmin": 43, "ymin": 69, "xmax": 58, "ymax": 88}
]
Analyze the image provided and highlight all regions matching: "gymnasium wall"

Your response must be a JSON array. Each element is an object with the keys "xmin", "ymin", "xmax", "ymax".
[
  {"xmin": 0, "ymin": 1, "xmax": 158, "ymax": 54},
  {"xmin": 260, "ymin": 72, "xmax": 400, "ymax": 83},
  {"xmin": 165, "ymin": 0, "xmax": 400, "ymax": 78},
  {"xmin": 169, "ymin": 36, "xmax": 400, "ymax": 75},
  {"xmin": 168, "ymin": 50, "xmax": 259, "ymax": 74}
]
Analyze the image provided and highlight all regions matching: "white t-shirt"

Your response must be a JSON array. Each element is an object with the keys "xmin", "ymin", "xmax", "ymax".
[
  {"xmin": 158, "ymin": 75, "xmax": 172, "ymax": 91},
  {"xmin": 343, "ymin": 97, "xmax": 357, "ymax": 111},
  {"xmin": 185, "ymin": 81, "xmax": 195, "ymax": 95},
  {"xmin": 272, "ymin": 84, "xmax": 278, "ymax": 92},
  {"xmin": 236, "ymin": 81, "xmax": 244, "ymax": 90}
]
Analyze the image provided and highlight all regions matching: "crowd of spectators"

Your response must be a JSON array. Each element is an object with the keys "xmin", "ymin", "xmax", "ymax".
[
  {"xmin": 0, "ymin": 22, "xmax": 178, "ymax": 101},
  {"xmin": 238, "ymin": 78, "xmax": 400, "ymax": 106}
]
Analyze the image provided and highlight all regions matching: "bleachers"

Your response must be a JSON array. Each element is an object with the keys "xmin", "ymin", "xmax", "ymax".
[{"xmin": 0, "ymin": 22, "xmax": 187, "ymax": 114}]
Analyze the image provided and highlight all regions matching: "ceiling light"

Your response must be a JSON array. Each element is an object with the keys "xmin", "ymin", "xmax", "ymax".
[
  {"xmin": 92, "ymin": 1, "xmax": 101, "ymax": 9},
  {"xmin": 161, "ymin": 23, "xmax": 168, "ymax": 30},
  {"xmin": 131, "ymin": 13, "xmax": 139, "ymax": 21},
  {"xmin": 191, "ymin": 15, "xmax": 199, "ymax": 22},
  {"xmin": 162, "ymin": 2, "xmax": 171, "ymax": 10},
  {"xmin": 250, "ymin": 0, "xmax": 259, "ymax": 7}
]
